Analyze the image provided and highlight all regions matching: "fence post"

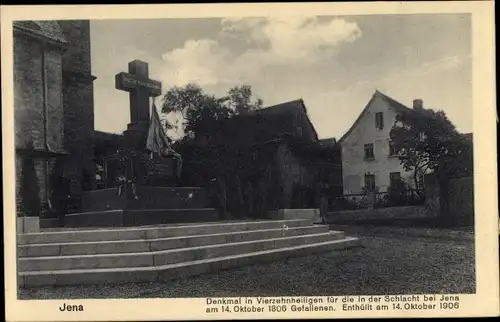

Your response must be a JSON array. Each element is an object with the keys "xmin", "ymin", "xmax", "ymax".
[{"xmin": 367, "ymin": 191, "xmax": 375, "ymax": 209}]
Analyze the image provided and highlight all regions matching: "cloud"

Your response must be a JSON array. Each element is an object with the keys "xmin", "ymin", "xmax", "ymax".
[
  {"xmin": 420, "ymin": 55, "xmax": 467, "ymax": 74},
  {"xmin": 160, "ymin": 17, "xmax": 362, "ymax": 87},
  {"xmin": 254, "ymin": 17, "xmax": 361, "ymax": 60},
  {"xmin": 221, "ymin": 17, "xmax": 361, "ymax": 58},
  {"xmin": 161, "ymin": 39, "xmax": 231, "ymax": 87},
  {"xmin": 156, "ymin": 16, "xmax": 363, "ymax": 140}
]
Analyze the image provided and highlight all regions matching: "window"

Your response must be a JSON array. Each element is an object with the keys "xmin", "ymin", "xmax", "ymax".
[
  {"xmin": 389, "ymin": 140, "xmax": 398, "ymax": 156},
  {"xmin": 364, "ymin": 173, "xmax": 376, "ymax": 191},
  {"xmin": 390, "ymin": 172, "xmax": 401, "ymax": 187},
  {"xmin": 375, "ymin": 112, "xmax": 384, "ymax": 129},
  {"xmin": 364, "ymin": 143, "xmax": 374, "ymax": 160}
]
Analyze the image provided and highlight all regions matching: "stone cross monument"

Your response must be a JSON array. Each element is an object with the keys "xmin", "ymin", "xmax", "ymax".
[
  {"xmin": 115, "ymin": 59, "xmax": 162, "ymax": 148},
  {"xmin": 115, "ymin": 59, "xmax": 176, "ymax": 186}
]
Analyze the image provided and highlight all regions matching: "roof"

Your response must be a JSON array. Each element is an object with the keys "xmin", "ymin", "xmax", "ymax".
[
  {"xmin": 461, "ymin": 133, "xmax": 473, "ymax": 142},
  {"xmin": 203, "ymin": 99, "xmax": 319, "ymax": 148},
  {"xmin": 338, "ymin": 90, "xmax": 411, "ymax": 144},
  {"xmin": 338, "ymin": 90, "xmax": 471, "ymax": 145},
  {"xmin": 319, "ymin": 137, "xmax": 338, "ymax": 146},
  {"xmin": 254, "ymin": 99, "xmax": 319, "ymax": 141},
  {"xmin": 93, "ymin": 130, "xmax": 123, "ymax": 141},
  {"xmin": 13, "ymin": 20, "xmax": 67, "ymax": 45}
]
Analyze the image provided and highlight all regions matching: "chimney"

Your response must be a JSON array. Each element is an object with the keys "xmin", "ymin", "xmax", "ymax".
[{"xmin": 413, "ymin": 99, "xmax": 423, "ymax": 109}]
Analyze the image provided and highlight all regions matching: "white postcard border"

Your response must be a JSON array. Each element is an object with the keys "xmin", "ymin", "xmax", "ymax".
[{"xmin": 2, "ymin": 2, "xmax": 498, "ymax": 320}]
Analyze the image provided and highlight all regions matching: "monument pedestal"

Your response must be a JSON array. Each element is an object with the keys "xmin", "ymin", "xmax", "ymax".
[
  {"xmin": 65, "ymin": 185, "xmax": 219, "ymax": 228},
  {"xmin": 123, "ymin": 123, "xmax": 148, "ymax": 150},
  {"xmin": 268, "ymin": 209, "xmax": 322, "ymax": 223}
]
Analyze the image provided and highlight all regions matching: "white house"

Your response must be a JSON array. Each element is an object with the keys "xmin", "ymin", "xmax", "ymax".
[{"xmin": 338, "ymin": 90, "xmax": 422, "ymax": 195}]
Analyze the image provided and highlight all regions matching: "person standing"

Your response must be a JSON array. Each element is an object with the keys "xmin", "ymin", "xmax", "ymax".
[
  {"xmin": 49, "ymin": 157, "xmax": 71, "ymax": 227},
  {"xmin": 318, "ymin": 181, "xmax": 330, "ymax": 225}
]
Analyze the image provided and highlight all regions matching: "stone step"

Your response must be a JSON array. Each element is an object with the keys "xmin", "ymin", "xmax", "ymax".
[
  {"xmin": 82, "ymin": 187, "xmax": 210, "ymax": 211},
  {"xmin": 18, "ymin": 219, "xmax": 312, "ymax": 245},
  {"xmin": 18, "ymin": 225, "xmax": 331, "ymax": 257},
  {"xmin": 19, "ymin": 231, "xmax": 343, "ymax": 271},
  {"xmin": 19, "ymin": 236, "xmax": 361, "ymax": 287}
]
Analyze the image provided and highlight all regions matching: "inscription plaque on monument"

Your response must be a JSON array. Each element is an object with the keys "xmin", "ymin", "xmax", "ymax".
[{"xmin": 144, "ymin": 155, "xmax": 175, "ymax": 179}]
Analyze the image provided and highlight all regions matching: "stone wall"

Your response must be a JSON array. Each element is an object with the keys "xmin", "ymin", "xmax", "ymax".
[
  {"xmin": 59, "ymin": 20, "xmax": 96, "ymax": 195},
  {"xmin": 59, "ymin": 21, "xmax": 92, "ymax": 74},
  {"xmin": 45, "ymin": 48, "xmax": 65, "ymax": 151},
  {"xmin": 14, "ymin": 24, "xmax": 66, "ymax": 209},
  {"xmin": 328, "ymin": 176, "xmax": 475, "ymax": 226},
  {"xmin": 14, "ymin": 31, "xmax": 65, "ymax": 153},
  {"xmin": 424, "ymin": 174, "xmax": 474, "ymax": 225},
  {"xmin": 14, "ymin": 36, "xmax": 45, "ymax": 150},
  {"xmin": 327, "ymin": 205, "xmax": 433, "ymax": 224},
  {"xmin": 446, "ymin": 177, "xmax": 474, "ymax": 225}
]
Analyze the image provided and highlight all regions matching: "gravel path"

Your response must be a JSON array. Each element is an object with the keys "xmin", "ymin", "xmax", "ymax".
[{"xmin": 18, "ymin": 232, "xmax": 475, "ymax": 300}]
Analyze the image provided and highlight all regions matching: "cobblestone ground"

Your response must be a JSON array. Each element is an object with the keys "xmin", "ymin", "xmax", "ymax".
[{"xmin": 18, "ymin": 228, "xmax": 475, "ymax": 299}]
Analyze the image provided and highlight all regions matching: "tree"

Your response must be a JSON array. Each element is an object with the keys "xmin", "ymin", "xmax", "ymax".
[
  {"xmin": 161, "ymin": 83, "xmax": 263, "ymax": 141},
  {"xmin": 183, "ymin": 95, "xmax": 234, "ymax": 140},
  {"xmin": 390, "ymin": 105, "xmax": 473, "ymax": 191},
  {"xmin": 227, "ymin": 85, "xmax": 263, "ymax": 114},
  {"xmin": 161, "ymin": 84, "xmax": 264, "ymax": 218}
]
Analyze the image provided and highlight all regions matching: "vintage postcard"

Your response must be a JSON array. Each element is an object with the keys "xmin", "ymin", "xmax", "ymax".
[{"xmin": 2, "ymin": 1, "xmax": 498, "ymax": 321}]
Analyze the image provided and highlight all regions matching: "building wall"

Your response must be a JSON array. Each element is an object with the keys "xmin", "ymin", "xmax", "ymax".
[
  {"xmin": 341, "ymin": 94, "xmax": 413, "ymax": 194},
  {"xmin": 59, "ymin": 20, "xmax": 96, "ymax": 194},
  {"xmin": 275, "ymin": 143, "xmax": 318, "ymax": 208},
  {"xmin": 14, "ymin": 36, "xmax": 44, "ymax": 150},
  {"xmin": 14, "ymin": 26, "xmax": 66, "ymax": 206}
]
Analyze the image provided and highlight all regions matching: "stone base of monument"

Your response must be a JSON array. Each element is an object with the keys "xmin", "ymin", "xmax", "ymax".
[
  {"xmin": 65, "ymin": 186, "xmax": 218, "ymax": 228},
  {"xmin": 64, "ymin": 209, "xmax": 220, "ymax": 227},
  {"xmin": 39, "ymin": 218, "xmax": 62, "ymax": 229},
  {"xmin": 17, "ymin": 219, "xmax": 362, "ymax": 287},
  {"xmin": 268, "ymin": 209, "xmax": 322, "ymax": 223},
  {"xmin": 16, "ymin": 217, "xmax": 40, "ymax": 234},
  {"xmin": 81, "ymin": 186, "xmax": 209, "ymax": 212}
]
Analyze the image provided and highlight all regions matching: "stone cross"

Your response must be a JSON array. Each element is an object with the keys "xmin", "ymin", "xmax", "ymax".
[{"xmin": 115, "ymin": 60, "xmax": 162, "ymax": 126}]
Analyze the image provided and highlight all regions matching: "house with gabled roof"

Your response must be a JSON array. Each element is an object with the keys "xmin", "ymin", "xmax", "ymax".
[{"xmin": 337, "ymin": 90, "xmax": 420, "ymax": 195}]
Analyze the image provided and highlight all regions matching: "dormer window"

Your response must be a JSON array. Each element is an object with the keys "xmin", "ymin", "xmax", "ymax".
[{"xmin": 375, "ymin": 112, "xmax": 384, "ymax": 130}]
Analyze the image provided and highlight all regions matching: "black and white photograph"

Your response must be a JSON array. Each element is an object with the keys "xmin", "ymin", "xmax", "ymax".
[{"xmin": 2, "ymin": 2, "xmax": 498, "ymax": 320}]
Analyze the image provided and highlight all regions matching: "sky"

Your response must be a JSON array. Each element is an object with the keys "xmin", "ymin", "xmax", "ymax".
[{"xmin": 90, "ymin": 13, "xmax": 472, "ymax": 140}]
